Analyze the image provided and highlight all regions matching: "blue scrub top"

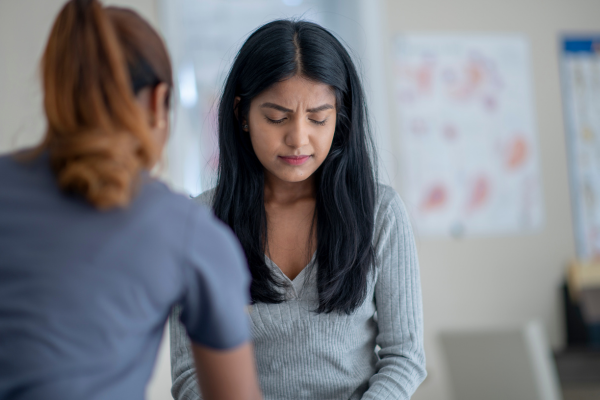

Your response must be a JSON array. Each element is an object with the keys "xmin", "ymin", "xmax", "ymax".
[{"xmin": 0, "ymin": 151, "xmax": 251, "ymax": 400}]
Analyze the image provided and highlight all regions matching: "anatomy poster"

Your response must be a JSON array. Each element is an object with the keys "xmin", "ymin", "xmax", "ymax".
[
  {"xmin": 393, "ymin": 34, "xmax": 544, "ymax": 237},
  {"xmin": 561, "ymin": 37, "xmax": 600, "ymax": 260}
]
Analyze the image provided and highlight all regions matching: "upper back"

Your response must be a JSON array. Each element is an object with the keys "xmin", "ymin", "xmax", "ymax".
[{"xmin": 0, "ymin": 152, "xmax": 194, "ymax": 399}]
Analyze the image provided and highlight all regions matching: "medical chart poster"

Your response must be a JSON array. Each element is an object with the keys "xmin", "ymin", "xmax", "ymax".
[
  {"xmin": 561, "ymin": 37, "xmax": 600, "ymax": 260},
  {"xmin": 392, "ymin": 34, "xmax": 544, "ymax": 238}
]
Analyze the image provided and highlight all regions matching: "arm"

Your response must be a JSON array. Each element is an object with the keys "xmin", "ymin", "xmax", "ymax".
[
  {"xmin": 169, "ymin": 308, "xmax": 201, "ymax": 400},
  {"xmin": 170, "ymin": 203, "xmax": 261, "ymax": 400},
  {"xmin": 170, "ymin": 313, "xmax": 261, "ymax": 400},
  {"xmin": 192, "ymin": 342, "xmax": 261, "ymax": 400},
  {"xmin": 361, "ymin": 191, "xmax": 427, "ymax": 399}
]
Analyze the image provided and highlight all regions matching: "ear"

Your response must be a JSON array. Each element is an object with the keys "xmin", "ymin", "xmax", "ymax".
[
  {"xmin": 234, "ymin": 96, "xmax": 241, "ymax": 119},
  {"xmin": 150, "ymin": 83, "xmax": 170, "ymax": 124},
  {"xmin": 150, "ymin": 83, "xmax": 170, "ymax": 145},
  {"xmin": 234, "ymin": 96, "xmax": 248, "ymax": 131}
]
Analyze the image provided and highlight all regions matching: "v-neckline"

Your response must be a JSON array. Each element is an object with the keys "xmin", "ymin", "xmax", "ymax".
[{"xmin": 264, "ymin": 252, "xmax": 316, "ymax": 287}]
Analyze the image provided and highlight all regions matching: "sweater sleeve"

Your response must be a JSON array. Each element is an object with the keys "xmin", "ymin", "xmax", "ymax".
[{"xmin": 361, "ymin": 188, "xmax": 427, "ymax": 399}]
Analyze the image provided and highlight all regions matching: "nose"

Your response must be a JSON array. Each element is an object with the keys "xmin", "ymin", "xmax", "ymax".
[{"xmin": 284, "ymin": 117, "xmax": 310, "ymax": 150}]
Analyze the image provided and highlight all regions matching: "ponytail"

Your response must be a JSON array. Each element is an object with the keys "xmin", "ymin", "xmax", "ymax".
[{"xmin": 40, "ymin": 0, "xmax": 170, "ymax": 209}]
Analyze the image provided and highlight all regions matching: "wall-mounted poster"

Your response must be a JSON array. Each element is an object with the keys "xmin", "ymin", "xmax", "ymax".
[
  {"xmin": 393, "ymin": 34, "xmax": 544, "ymax": 237},
  {"xmin": 561, "ymin": 37, "xmax": 600, "ymax": 260}
]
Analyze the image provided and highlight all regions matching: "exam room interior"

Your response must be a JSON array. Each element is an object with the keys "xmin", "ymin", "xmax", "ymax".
[{"xmin": 1, "ymin": 0, "xmax": 599, "ymax": 399}]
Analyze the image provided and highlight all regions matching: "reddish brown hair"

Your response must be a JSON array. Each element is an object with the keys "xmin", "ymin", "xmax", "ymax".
[{"xmin": 40, "ymin": 0, "xmax": 173, "ymax": 209}]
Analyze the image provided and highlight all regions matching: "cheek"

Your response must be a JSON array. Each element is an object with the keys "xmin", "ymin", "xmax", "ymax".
[
  {"xmin": 248, "ymin": 123, "xmax": 279, "ymax": 161},
  {"xmin": 314, "ymin": 125, "xmax": 336, "ymax": 158}
]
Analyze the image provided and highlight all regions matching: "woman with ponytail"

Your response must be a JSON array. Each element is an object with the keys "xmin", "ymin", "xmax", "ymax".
[{"xmin": 0, "ymin": 1, "xmax": 261, "ymax": 399}]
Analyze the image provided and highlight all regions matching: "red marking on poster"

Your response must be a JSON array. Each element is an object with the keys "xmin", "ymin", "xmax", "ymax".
[
  {"xmin": 443, "ymin": 124, "xmax": 458, "ymax": 141},
  {"xmin": 421, "ymin": 184, "xmax": 448, "ymax": 211},
  {"xmin": 466, "ymin": 176, "xmax": 490, "ymax": 212},
  {"xmin": 506, "ymin": 136, "xmax": 528, "ymax": 170}
]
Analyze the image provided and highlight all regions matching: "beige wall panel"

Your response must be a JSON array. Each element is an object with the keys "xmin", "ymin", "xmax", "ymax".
[{"xmin": 383, "ymin": 1, "xmax": 600, "ymax": 399}]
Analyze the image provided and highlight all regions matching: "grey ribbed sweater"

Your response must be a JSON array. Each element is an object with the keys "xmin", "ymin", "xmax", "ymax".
[{"xmin": 169, "ymin": 184, "xmax": 426, "ymax": 400}]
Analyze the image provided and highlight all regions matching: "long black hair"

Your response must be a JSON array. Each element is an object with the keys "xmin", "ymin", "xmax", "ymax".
[{"xmin": 213, "ymin": 20, "xmax": 377, "ymax": 314}]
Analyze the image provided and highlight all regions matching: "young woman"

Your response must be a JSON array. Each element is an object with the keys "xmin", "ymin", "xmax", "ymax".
[
  {"xmin": 171, "ymin": 20, "xmax": 426, "ymax": 399},
  {"xmin": 0, "ymin": 1, "xmax": 261, "ymax": 399}
]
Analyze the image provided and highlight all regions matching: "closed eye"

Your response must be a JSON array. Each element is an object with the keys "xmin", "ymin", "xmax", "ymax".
[
  {"xmin": 310, "ymin": 118, "xmax": 328, "ymax": 126},
  {"xmin": 265, "ymin": 116, "xmax": 286, "ymax": 124}
]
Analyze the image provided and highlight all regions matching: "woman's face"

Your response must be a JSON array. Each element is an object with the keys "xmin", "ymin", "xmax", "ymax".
[{"xmin": 244, "ymin": 75, "xmax": 337, "ymax": 185}]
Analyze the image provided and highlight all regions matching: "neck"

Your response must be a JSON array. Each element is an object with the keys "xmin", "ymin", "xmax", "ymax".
[{"xmin": 264, "ymin": 170, "xmax": 316, "ymax": 205}]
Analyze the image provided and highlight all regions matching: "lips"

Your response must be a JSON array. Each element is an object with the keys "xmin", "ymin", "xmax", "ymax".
[{"xmin": 279, "ymin": 155, "xmax": 311, "ymax": 166}]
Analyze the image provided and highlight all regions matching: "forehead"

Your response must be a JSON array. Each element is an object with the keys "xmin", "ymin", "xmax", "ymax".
[{"xmin": 254, "ymin": 75, "xmax": 336, "ymax": 108}]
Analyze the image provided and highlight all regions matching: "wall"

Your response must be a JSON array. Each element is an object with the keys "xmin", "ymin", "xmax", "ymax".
[
  {"xmin": 0, "ymin": 1, "xmax": 171, "ymax": 399},
  {"xmin": 380, "ymin": 1, "xmax": 600, "ymax": 399},
  {"xmin": 0, "ymin": 0, "xmax": 157, "ymax": 152}
]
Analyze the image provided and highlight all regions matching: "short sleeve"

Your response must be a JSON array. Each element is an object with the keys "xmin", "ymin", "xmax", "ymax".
[{"xmin": 178, "ymin": 204, "xmax": 251, "ymax": 350}]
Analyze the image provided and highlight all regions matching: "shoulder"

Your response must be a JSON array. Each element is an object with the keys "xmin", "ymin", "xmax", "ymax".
[
  {"xmin": 373, "ymin": 184, "xmax": 413, "ymax": 246},
  {"xmin": 143, "ymin": 183, "xmax": 244, "ymax": 273},
  {"xmin": 193, "ymin": 187, "xmax": 216, "ymax": 209},
  {"xmin": 374, "ymin": 184, "xmax": 410, "ymax": 226},
  {"xmin": 0, "ymin": 149, "xmax": 48, "ymax": 179},
  {"xmin": 0, "ymin": 152, "xmax": 14, "ymax": 166},
  {"xmin": 136, "ymin": 179, "xmax": 215, "ymax": 231},
  {"xmin": 0, "ymin": 150, "xmax": 30, "ymax": 165},
  {"xmin": 138, "ymin": 178, "xmax": 192, "ymax": 211},
  {"xmin": 0, "ymin": 153, "xmax": 21, "ymax": 180},
  {"xmin": 0, "ymin": 150, "xmax": 66, "ymax": 199},
  {"xmin": 184, "ymin": 188, "xmax": 241, "ymax": 264},
  {"xmin": 182, "ymin": 190, "xmax": 249, "ymax": 299}
]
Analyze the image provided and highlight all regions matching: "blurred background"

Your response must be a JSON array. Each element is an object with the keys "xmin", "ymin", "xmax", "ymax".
[{"xmin": 1, "ymin": 0, "xmax": 600, "ymax": 399}]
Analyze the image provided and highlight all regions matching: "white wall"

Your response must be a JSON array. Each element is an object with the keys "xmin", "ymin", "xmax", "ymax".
[
  {"xmin": 381, "ymin": 1, "xmax": 600, "ymax": 399},
  {"xmin": 0, "ymin": 0, "xmax": 50, "ymax": 152},
  {"xmin": 0, "ymin": 1, "xmax": 172, "ymax": 399},
  {"xmin": 0, "ymin": 0, "xmax": 157, "ymax": 152}
]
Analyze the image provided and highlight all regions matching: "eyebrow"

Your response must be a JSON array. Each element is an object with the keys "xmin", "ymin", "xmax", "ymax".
[
  {"xmin": 307, "ymin": 104, "xmax": 334, "ymax": 113},
  {"xmin": 260, "ymin": 102, "xmax": 334, "ymax": 113}
]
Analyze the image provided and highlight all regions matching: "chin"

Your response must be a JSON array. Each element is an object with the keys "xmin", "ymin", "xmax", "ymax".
[
  {"xmin": 277, "ymin": 173, "xmax": 314, "ymax": 183},
  {"xmin": 285, "ymin": 177, "xmax": 311, "ymax": 183}
]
